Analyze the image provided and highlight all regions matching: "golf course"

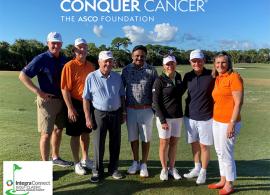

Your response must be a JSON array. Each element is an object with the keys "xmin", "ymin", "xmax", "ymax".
[{"xmin": 0, "ymin": 63, "xmax": 269, "ymax": 195}]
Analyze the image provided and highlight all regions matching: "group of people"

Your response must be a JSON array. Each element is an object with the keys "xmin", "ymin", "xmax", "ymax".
[{"xmin": 19, "ymin": 32, "xmax": 244, "ymax": 195}]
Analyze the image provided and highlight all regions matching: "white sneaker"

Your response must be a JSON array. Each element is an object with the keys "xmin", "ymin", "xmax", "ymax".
[
  {"xmin": 75, "ymin": 163, "xmax": 86, "ymax": 175},
  {"xmin": 160, "ymin": 169, "xmax": 168, "ymax": 181},
  {"xmin": 81, "ymin": 159, "xmax": 93, "ymax": 170},
  {"xmin": 196, "ymin": 171, "xmax": 206, "ymax": 184},
  {"xmin": 168, "ymin": 168, "xmax": 182, "ymax": 180},
  {"xmin": 127, "ymin": 161, "xmax": 140, "ymax": 174},
  {"xmin": 140, "ymin": 163, "xmax": 149, "ymax": 177},
  {"xmin": 183, "ymin": 168, "xmax": 200, "ymax": 179}
]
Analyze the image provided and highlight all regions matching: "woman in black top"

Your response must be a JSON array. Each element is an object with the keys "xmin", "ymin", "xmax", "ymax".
[{"xmin": 152, "ymin": 55, "xmax": 183, "ymax": 181}]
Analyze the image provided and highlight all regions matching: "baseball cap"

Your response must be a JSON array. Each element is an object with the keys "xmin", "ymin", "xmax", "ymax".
[
  {"xmin": 47, "ymin": 32, "xmax": 62, "ymax": 42},
  {"xmin": 99, "ymin": 51, "xmax": 113, "ymax": 60},
  {"xmin": 190, "ymin": 49, "xmax": 204, "ymax": 60},
  {"xmin": 132, "ymin": 45, "xmax": 147, "ymax": 54},
  {"xmin": 163, "ymin": 55, "xmax": 176, "ymax": 65},
  {"xmin": 74, "ymin": 38, "xmax": 87, "ymax": 46}
]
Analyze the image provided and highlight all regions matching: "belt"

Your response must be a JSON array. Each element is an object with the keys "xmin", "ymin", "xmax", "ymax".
[{"xmin": 127, "ymin": 104, "xmax": 152, "ymax": 109}]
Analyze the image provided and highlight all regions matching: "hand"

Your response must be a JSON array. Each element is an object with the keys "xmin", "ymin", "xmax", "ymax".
[
  {"xmin": 36, "ymin": 89, "xmax": 55, "ymax": 100},
  {"xmin": 85, "ymin": 117, "xmax": 93, "ymax": 129},
  {"xmin": 227, "ymin": 122, "xmax": 235, "ymax": 138},
  {"xmin": 161, "ymin": 122, "xmax": 169, "ymax": 130},
  {"xmin": 68, "ymin": 107, "xmax": 78, "ymax": 123}
]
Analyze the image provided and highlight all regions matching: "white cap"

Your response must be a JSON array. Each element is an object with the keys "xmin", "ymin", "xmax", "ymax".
[
  {"xmin": 74, "ymin": 38, "xmax": 87, "ymax": 46},
  {"xmin": 163, "ymin": 55, "xmax": 176, "ymax": 65},
  {"xmin": 47, "ymin": 32, "xmax": 62, "ymax": 42},
  {"xmin": 99, "ymin": 51, "xmax": 113, "ymax": 60},
  {"xmin": 190, "ymin": 49, "xmax": 204, "ymax": 60}
]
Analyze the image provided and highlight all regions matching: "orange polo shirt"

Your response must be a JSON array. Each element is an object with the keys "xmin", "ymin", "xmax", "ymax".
[
  {"xmin": 212, "ymin": 72, "xmax": 243, "ymax": 123},
  {"xmin": 61, "ymin": 58, "xmax": 95, "ymax": 101}
]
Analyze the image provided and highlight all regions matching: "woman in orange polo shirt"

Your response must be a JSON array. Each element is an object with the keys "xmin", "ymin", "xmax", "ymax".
[{"xmin": 208, "ymin": 52, "xmax": 244, "ymax": 195}]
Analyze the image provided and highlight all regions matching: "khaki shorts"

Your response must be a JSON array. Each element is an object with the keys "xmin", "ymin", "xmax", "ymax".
[{"xmin": 37, "ymin": 96, "xmax": 66, "ymax": 134}]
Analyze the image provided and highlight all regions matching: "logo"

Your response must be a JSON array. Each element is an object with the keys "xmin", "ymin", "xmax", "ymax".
[{"xmin": 3, "ymin": 161, "xmax": 53, "ymax": 195}]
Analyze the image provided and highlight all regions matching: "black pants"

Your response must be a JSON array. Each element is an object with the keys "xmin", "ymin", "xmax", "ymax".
[{"xmin": 92, "ymin": 109, "xmax": 121, "ymax": 176}]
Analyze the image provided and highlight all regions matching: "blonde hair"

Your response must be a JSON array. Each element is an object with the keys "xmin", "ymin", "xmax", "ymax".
[{"xmin": 212, "ymin": 52, "xmax": 233, "ymax": 78}]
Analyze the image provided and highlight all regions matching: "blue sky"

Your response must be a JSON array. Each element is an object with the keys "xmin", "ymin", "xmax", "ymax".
[{"xmin": 0, "ymin": 0, "xmax": 269, "ymax": 51}]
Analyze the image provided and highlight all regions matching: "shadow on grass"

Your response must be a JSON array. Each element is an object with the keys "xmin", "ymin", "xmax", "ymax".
[
  {"xmin": 53, "ymin": 169, "xmax": 74, "ymax": 181},
  {"xmin": 53, "ymin": 159, "xmax": 270, "ymax": 194}
]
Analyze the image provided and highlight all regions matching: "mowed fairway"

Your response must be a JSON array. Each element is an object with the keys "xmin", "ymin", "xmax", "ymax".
[{"xmin": 0, "ymin": 64, "xmax": 270, "ymax": 195}]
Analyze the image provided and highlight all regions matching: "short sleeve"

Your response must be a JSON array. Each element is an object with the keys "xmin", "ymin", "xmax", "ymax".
[
  {"xmin": 231, "ymin": 73, "xmax": 243, "ymax": 91},
  {"xmin": 82, "ymin": 74, "xmax": 93, "ymax": 100},
  {"xmin": 22, "ymin": 55, "xmax": 42, "ymax": 78},
  {"xmin": 61, "ymin": 62, "xmax": 72, "ymax": 90}
]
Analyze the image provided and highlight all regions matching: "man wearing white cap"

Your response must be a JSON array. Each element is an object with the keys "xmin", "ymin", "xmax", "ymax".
[
  {"xmin": 83, "ymin": 51, "xmax": 125, "ymax": 182},
  {"xmin": 182, "ymin": 49, "xmax": 215, "ymax": 184},
  {"xmin": 19, "ymin": 32, "xmax": 72, "ymax": 167},
  {"xmin": 152, "ymin": 55, "xmax": 183, "ymax": 181},
  {"xmin": 61, "ymin": 38, "xmax": 95, "ymax": 175}
]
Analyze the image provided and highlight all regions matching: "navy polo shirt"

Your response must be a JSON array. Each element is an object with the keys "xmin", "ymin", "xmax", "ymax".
[
  {"xmin": 22, "ymin": 51, "xmax": 67, "ymax": 97},
  {"xmin": 182, "ymin": 68, "xmax": 215, "ymax": 120}
]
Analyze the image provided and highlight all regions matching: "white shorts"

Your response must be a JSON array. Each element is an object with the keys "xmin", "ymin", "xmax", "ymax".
[
  {"xmin": 156, "ymin": 117, "xmax": 183, "ymax": 139},
  {"xmin": 127, "ymin": 108, "xmax": 154, "ymax": 142},
  {"xmin": 184, "ymin": 117, "xmax": 213, "ymax": 145}
]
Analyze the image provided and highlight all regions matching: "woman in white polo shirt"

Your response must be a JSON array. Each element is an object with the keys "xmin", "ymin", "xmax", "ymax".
[{"xmin": 152, "ymin": 55, "xmax": 184, "ymax": 181}]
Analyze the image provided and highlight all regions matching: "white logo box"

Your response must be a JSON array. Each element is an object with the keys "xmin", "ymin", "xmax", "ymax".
[{"xmin": 3, "ymin": 161, "xmax": 52, "ymax": 195}]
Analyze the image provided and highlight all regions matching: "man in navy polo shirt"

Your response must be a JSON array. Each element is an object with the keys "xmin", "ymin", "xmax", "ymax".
[
  {"xmin": 182, "ymin": 49, "xmax": 215, "ymax": 184},
  {"xmin": 19, "ymin": 32, "xmax": 72, "ymax": 167}
]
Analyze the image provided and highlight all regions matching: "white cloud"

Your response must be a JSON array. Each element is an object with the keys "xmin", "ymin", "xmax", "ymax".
[
  {"xmin": 122, "ymin": 23, "xmax": 178, "ymax": 44},
  {"xmin": 122, "ymin": 25, "xmax": 147, "ymax": 43},
  {"xmin": 93, "ymin": 25, "xmax": 103, "ymax": 37},
  {"xmin": 149, "ymin": 23, "xmax": 178, "ymax": 42}
]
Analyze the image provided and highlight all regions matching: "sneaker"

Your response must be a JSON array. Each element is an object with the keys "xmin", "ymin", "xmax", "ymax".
[
  {"xmin": 112, "ymin": 170, "xmax": 123, "ymax": 180},
  {"xmin": 196, "ymin": 171, "xmax": 206, "ymax": 184},
  {"xmin": 53, "ymin": 157, "xmax": 73, "ymax": 167},
  {"xmin": 160, "ymin": 169, "xmax": 168, "ymax": 181},
  {"xmin": 81, "ymin": 159, "xmax": 93, "ymax": 170},
  {"xmin": 75, "ymin": 163, "xmax": 86, "ymax": 175},
  {"xmin": 183, "ymin": 168, "xmax": 200, "ymax": 179},
  {"xmin": 127, "ymin": 161, "xmax": 140, "ymax": 174},
  {"xmin": 168, "ymin": 168, "xmax": 182, "ymax": 180},
  {"xmin": 140, "ymin": 163, "xmax": 149, "ymax": 177},
  {"xmin": 90, "ymin": 172, "xmax": 99, "ymax": 183}
]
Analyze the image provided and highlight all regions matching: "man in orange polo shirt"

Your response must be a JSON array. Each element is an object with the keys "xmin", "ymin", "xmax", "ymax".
[{"xmin": 61, "ymin": 38, "xmax": 95, "ymax": 175}]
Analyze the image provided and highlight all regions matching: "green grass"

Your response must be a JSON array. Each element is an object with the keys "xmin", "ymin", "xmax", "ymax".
[{"xmin": 1, "ymin": 63, "xmax": 270, "ymax": 195}]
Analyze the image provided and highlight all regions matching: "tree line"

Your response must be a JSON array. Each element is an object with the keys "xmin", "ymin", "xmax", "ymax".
[{"xmin": 0, "ymin": 37, "xmax": 269, "ymax": 71}]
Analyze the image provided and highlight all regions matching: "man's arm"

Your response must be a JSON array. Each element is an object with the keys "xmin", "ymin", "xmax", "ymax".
[
  {"xmin": 19, "ymin": 71, "xmax": 53, "ymax": 99},
  {"xmin": 61, "ymin": 89, "xmax": 78, "ymax": 122},
  {"xmin": 83, "ymin": 98, "xmax": 93, "ymax": 129}
]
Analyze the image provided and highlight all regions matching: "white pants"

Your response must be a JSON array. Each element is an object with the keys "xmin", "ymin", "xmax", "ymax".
[{"xmin": 212, "ymin": 120, "xmax": 241, "ymax": 181}]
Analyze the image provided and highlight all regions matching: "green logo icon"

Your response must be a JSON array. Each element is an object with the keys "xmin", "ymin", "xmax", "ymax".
[{"xmin": 5, "ymin": 164, "xmax": 29, "ymax": 195}]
